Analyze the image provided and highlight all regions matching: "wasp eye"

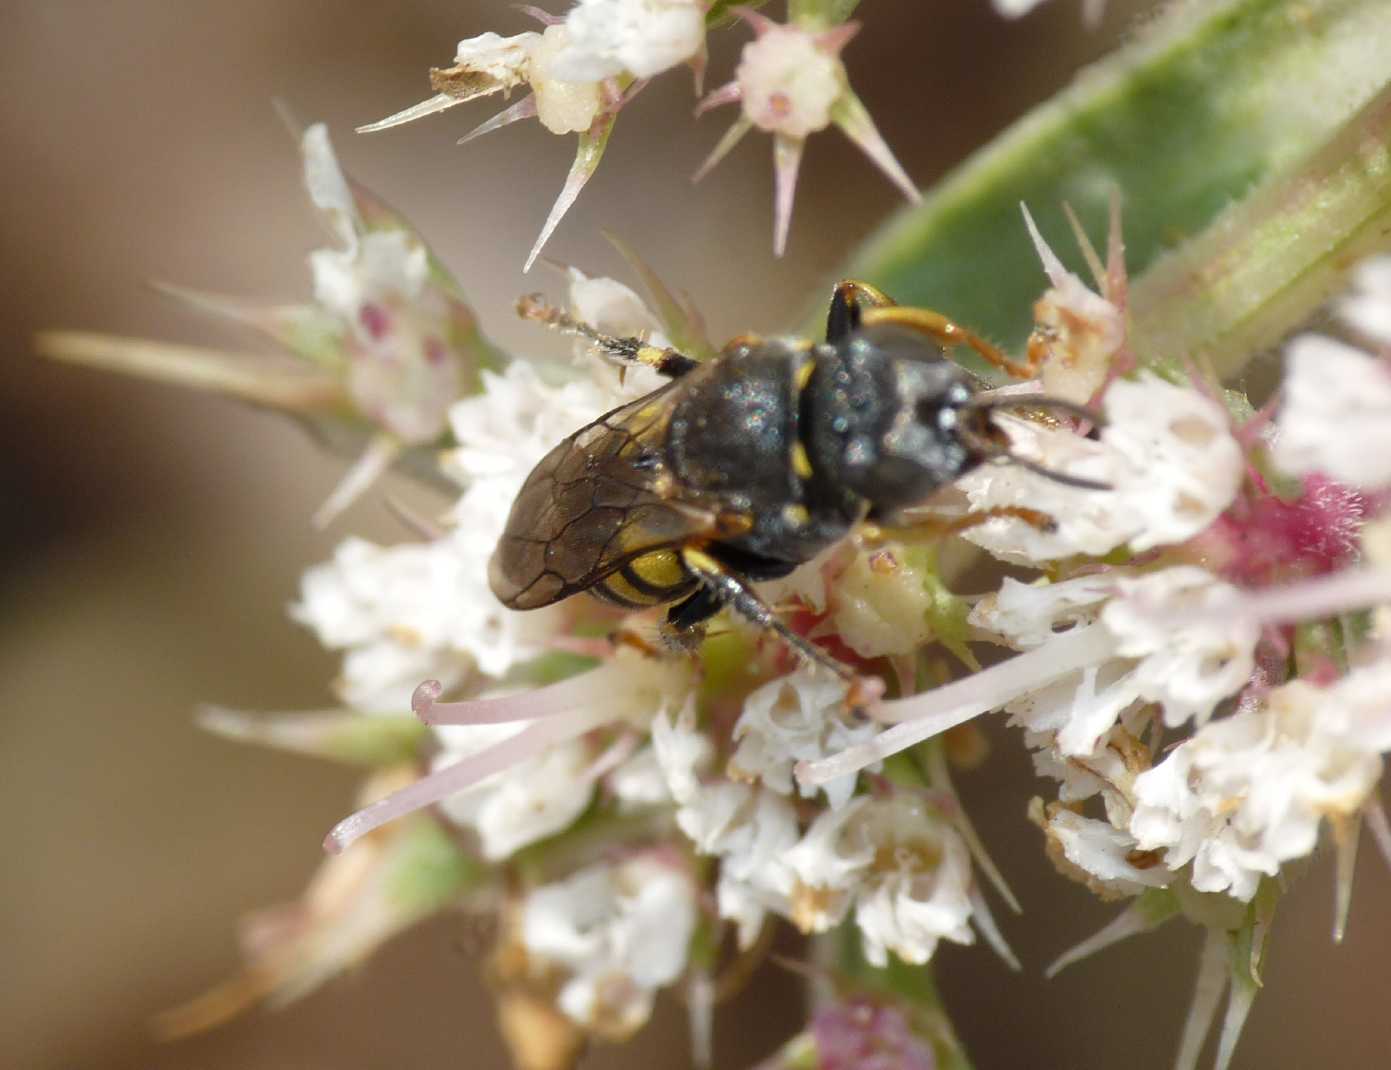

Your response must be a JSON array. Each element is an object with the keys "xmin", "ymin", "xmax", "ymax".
[{"xmin": 916, "ymin": 397, "xmax": 946, "ymax": 427}]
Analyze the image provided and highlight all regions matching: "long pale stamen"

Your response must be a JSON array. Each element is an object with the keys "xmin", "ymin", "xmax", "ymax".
[
  {"xmin": 324, "ymin": 702, "xmax": 612, "ymax": 854},
  {"xmin": 797, "ymin": 625, "xmax": 1118, "ymax": 788},
  {"xmin": 1143, "ymin": 566, "xmax": 1391, "ymax": 629},
  {"xmin": 411, "ymin": 668, "xmax": 612, "ymax": 726}
]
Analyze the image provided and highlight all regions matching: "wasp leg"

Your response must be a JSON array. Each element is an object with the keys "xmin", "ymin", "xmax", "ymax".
[
  {"xmin": 516, "ymin": 293, "xmax": 698, "ymax": 378},
  {"xmin": 679, "ymin": 547, "xmax": 855, "ymax": 681},
  {"xmin": 865, "ymin": 505, "xmax": 1058, "ymax": 543},
  {"xmin": 826, "ymin": 279, "xmax": 895, "ymax": 343},
  {"xmin": 859, "ymin": 306, "xmax": 1039, "ymax": 380}
]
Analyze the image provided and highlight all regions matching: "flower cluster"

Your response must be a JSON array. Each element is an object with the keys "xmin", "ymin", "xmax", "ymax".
[
  {"xmin": 361, "ymin": 0, "xmax": 925, "ymax": 263},
  {"xmin": 143, "ymin": 154, "xmax": 1391, "ymax": 1068},
  {"xmin": 95, "ymin": 112, "xmax": 1391, "ymax": 1064}
]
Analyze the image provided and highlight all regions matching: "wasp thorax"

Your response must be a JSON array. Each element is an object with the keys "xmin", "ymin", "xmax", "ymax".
[{"xmin": 807, "ymin": 325, "xmax": 979, "ymax": 517}]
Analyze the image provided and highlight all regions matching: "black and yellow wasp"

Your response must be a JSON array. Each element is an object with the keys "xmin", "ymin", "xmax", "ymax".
[{"xmin": 489, "ymin": 281, "xmax": 1102, "ymax": 680}]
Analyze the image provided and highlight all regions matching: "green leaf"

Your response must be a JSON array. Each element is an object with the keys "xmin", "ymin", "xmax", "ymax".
[
  {"xmin": 840, "ymin": 0, "xmax": 1391, "ymax": 361},
  {"xmin": 789, "ymin": 0, "xmax": 861, "ymax": 29},
  {"xmin": 385, "ymin": 814, "xmax": 487, "ymax": 914}
]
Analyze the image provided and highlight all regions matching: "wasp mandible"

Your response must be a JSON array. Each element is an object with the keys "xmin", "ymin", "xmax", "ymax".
[{"xmin": 489, "ymin": 281, "xmax": 1104, "ymax": 681}]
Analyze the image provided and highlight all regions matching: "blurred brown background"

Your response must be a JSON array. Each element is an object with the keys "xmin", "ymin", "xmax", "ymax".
[{"xmin": 3, "ymin": 2, "xmax": 1388, "ymax": 1068}]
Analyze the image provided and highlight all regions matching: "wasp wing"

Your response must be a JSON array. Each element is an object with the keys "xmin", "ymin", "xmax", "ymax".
[{"xmin": 488, "ymin": 383, "xmax": 717, "ymax": 610}]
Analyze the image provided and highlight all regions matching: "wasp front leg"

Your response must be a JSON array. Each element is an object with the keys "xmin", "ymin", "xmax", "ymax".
[
  {"xmin": 859, "ymin": 305, "xmax": 1040, "ymax": 381},
  {"xmin": 516, "ymin": 293, "xmax": 699, "ymax": 378}
]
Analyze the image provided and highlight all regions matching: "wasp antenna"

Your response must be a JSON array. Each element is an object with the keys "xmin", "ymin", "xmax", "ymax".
[
  {"xmin": 517, "ymin": 289, "xmax": 656, "ymax": 364},
  {"xmin": 1001, "ymin": 452, "xmax": 1112, "ymax": 491},
  {"xmin": 966, "ymin": 393, "xmax": 1105, "ymax": 428}
]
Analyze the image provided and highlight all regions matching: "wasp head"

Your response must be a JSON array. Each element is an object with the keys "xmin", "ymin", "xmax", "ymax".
[{"xmin": 808, "ymin": 324, "xmax": 984, "ymax": 516}]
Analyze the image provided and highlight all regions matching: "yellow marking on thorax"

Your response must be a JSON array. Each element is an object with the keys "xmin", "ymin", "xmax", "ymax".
[
  {"xmin": 794, "ymin": 359, "xmax": 816, "ymax": 391},
  {"xmin": 636, "ymin": 345, "xmax": 668, "ymax": 368},
  {"xmin": 791, "ymin": 441, "xmax": 814, "ymax": 479},
  {"xmin": 782, "ymin": 503, "xmax": 811, "ymax": 527}
]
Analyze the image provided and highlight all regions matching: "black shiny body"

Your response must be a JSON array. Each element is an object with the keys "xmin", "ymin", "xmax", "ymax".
[
  {"xmin": 490, "ymin": 288, "xmax": 990, "ymax": 640},
  {"xmin": 665, "ymin": 340, "xmax": 863, "ymax": 572}
]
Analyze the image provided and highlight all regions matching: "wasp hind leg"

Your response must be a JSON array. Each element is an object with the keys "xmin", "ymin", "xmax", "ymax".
[
  {"xmin": 516, "ymin": 293, "xmax": 698, "ymax": 378},
  {"xmin": 678, "ymin": 547, "xmax": 855, "ymax": 682}
]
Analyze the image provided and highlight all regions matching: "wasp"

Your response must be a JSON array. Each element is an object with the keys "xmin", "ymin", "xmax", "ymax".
[{"xmin": 489, "ymin": 281, "xmax": 1104, "ymax": 682}]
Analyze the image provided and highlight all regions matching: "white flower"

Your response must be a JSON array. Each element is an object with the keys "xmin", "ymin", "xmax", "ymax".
[
  {"xmin": 1272, "ymin": 334, "xmax": 1391, "ymax": 490},
  {"xmin": 960, "ymin": 373, "xmax": 1243, "ymax": 563},
  {"xmin": 697, "ymin": 785, "xmax": 800, "ymax": 948},
  {"xmin": 652, "ymin": 706, "xmax": 800, "ymax": 947},
  {"xmin": 521, "ymin": 855, "xmax": 697, "ymax": 1037},
  {"xmin": 975, "ymin": 567, "xmax": 1257, "ymax": 758},
  {"xmin": 529, "ymin": 25, "xmax": 606, "ymax": 135},
  {"xmin": 452, "ymin": 31, "xmax": 540, "ymax": 90},
  {"xmin": 431, "ymin": 722, "xmax": 594, "ymax": 861},
  {"xmin": 783, "ymin": 799, "xmax": 874, "ymax": 933},
  {"xmin": 606, "ymin": 745, "xmax": 671, "ymax": 808},
  {"xmin": 296, "ymin": 360, "xmax": 631, "ymax": 710},
  {"xmin": 845, "ymin": 797, "xmax": 976, "ymax": 967},
  {"xmin": 736, "ymin": 25, "xmax": 844, "ymax": 138},
  {"xmin": 696, "ymin": 13, "xmax": 914, "ymax": 257},
  {"xmin": 562, "ymin": 267, "xmax": 671, "ymax": 396},
  {"xmin": 1339, "ymin": 255, "xmax": 1391, "ymax": 346},
  {"xmin": 551, "ymin": 0, "xmax": 704, "ymax": 82},
  {"xmin": 786, "ymin": 797, "xmax": 980, "ymax": 965},
  {"xmin": 729, "ymin": 670, "xmax": 881, "ymax": 809},
  {"xmin": 1020, "ymin": 203, "xmax": 1126, "ymax": 405},
  {"xmin": 1102, "ymin": 568, "xmax": 1259, "ymax": 729},
  {"xmin": 293, "ymin": 536, "xmax": 475, "ymax": 712},
  {"xmin": 969, "ymin": 573, "xmax": 1114, "ymax": 651},
  {"xmin": 1130, "ymin": 664, "xmax": 1391, "ymax": 900},
  {"xmin": 1036, "ymin": 806, "xmax": 1173, "ymax": 899},
  {"xmin": 301, "ymin": 125, "xmax": 462, "ymax": 446}
]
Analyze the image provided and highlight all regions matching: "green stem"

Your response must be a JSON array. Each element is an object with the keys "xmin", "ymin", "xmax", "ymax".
[
  {"xmin": 1131, "ymin": 83, "xmax": 1391, "ymax": 379},
  {"xmin": 841, "ymin": 0, "xmax": 1391, "ymax": 355}
]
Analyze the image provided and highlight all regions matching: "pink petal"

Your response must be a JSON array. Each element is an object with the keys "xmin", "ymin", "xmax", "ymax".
[
  {"xmin": 358, "ymin": 93, "xmax": 471, "ymax": 135},
  {"xmin": 772, "ymin": 134, "xmax": 804, "ymax": 258},
  {"xmin": 692, "ymin": 115, "xmax": 753, "ymax": 183},
  {"xmin": 1020, "ymin": 202, "xmax": 1071, "ymax": 290},
  {"xmin": 732, "ymin": 5, "xmax": 779, "ymax": 36},
  {"xmin": 695, "ymin": 80, "xmax": 743, "ymax": 117},
  {"xmin": 457, "ymin": 93, "xmax": 538, "ymax": 146},
  {"xmin": 515, "ymin": 4, "xmax": 565, "ymax": 26},
  {"xmin": 815, "ymin": 21, "xmax": 861, "ymax": 56},
  {"xmin": 524, "ymin": 116, "xmax": 615, "ymax": 273},
  {"xmin": 834, "ymin": 93, "xmax": 919, "ymax": 204}
]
